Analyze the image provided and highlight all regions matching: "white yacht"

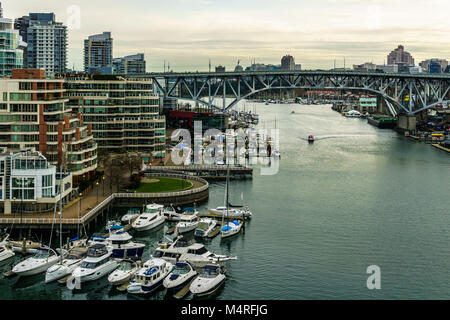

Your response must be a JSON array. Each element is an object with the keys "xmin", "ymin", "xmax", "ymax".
[
  {"xmin": 221, "ymin": 220, "xmax": 243, "ymax": 239},
  {"xmin": 163, "ymin": 261, "xmax": 198, "ymax": 292},
  {"xmin": 189, "ymin": 264, "xmax": 226, "ymax": 297},
  {"xmin": 194, "ymin": 218, "xmax": 217, "ymax": 238},
  {"xmin": 0, "ymin": 245, "xmax": 14, "ymax": 264},
  {"xmin": 12, "ymin": 247, "xmax": 59, "ymax": 276},
  {"xmin": 126, "ymin": 258, "xmax": 173, "ymax": 295},
  {"xmin": 45, "ymin": 246, "xmax": 88, "ymax": 283},
  {"xmin": 175, "ymin": 208, "xmax": 200, "ymax": 234},
  {"xmin": 0, "ymin": 234, "xmax": 14, "ymax": 264},
  {"xmin": 345, "ymin": 110, "xmax": 362, "ymax": 118},
  {"xmin": 208, "ymin": 206, "xmax": 252, "ymax": 219},
  {"xmin": 71, "ymin": 244, "xmax": 118, "ymax": 284},
  {"xmin": 89, "ymin": 231, "xmax": 145, "ymax": 259},
  {"xmin": 132, "ymin": 203, "xmax": 165, "ymax": 232},
  {"xmin": 178, "ymin": 243, "xmax": 237, "ymax": 268},
  {"xmin": 121, "ymin": 208, "xmax": 141, "ymax": 224},
  {"xmin": 108, "ymin": 259, "xmax": 139, "ymax": 286}
]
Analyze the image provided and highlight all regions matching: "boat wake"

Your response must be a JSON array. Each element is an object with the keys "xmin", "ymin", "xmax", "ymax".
[{"xmin": 300, "ymin": 134, "xmax": 378, "ymax": 141}]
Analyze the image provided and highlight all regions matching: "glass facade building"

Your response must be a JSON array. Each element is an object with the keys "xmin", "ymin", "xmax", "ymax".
[
  {"xmin": 0, "ymin": 10, "xmax": 26, "ymax": 76},
  {"xmin": 65, "ymin": 75, "xmax": 166, "ymax": 157}
]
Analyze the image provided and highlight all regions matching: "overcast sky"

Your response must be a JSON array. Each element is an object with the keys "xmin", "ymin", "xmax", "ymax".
[{"xmin": 5, "ymin": 0, "xmax": 450, "ymax": 72}]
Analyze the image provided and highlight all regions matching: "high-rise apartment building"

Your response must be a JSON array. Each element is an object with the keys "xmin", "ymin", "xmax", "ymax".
[
  {"xmin": 84, "ymin": 32, "xmax": 113, "ymax": 74},
  {"xmin": 281, "ymin": 55, "xmax": 295, "ymax": 71},
  {"xmin": 65, "ymin": 74, "xmax": 165, "ymax": 157},
  {"xmin": 14, "ymin": 13, "xmax": 67, "ymax": 76},
  {"xmin": 387, "ymin": 45, "xmax": 414, "ymax": 67},
  {"xmin": 113, "ymin": 53, "xmax": 146, "ymax": 74},
  {"xmin": 0, "ymin": 69, "xmax": 97, "ymax": 184},
  {"xmin": 0, "ymin": 4, "xmax": 26, "ymax": 76},
  {"xmin": 419, "ymin": 59, "xmax": 448, "ymax": 73}
]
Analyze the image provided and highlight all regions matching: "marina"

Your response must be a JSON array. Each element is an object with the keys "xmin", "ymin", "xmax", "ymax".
[{"xmin": 0, "ymin": 102, "xmax": 448, "ymax": 300}]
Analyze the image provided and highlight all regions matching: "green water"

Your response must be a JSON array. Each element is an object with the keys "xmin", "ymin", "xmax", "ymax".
[{"xmin": 1, "ymin": 103, "xmax": 449, "ymax": 300}]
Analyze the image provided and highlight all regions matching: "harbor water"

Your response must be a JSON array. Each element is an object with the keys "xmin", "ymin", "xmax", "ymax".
[{"xmin": 1, "ymin": 103, "xmax": 449, "ymax": 300}]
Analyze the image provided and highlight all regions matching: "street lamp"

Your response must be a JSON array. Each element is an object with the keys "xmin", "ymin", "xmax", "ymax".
[
  {"xmin": 102, "ymin": 176, "xmax": 105, "ymax": 196},
  {"xmin": 96, "ymin": 181, "xmax": 99, "ymax": 204},
  {"xmin": 78, "ymin": 192, "xmax": 82, "ymax": 236}
]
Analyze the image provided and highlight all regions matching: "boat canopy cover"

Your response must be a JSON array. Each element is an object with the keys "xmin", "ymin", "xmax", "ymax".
[
  {"xmin": 221, "ymin": 225, "xmax": 232, "ymax": 232},
  {"xmin": 144, "ymin": 267, "xmax": 158, "ymax": 275},
  {"xmin": 228, "ymin": 202, "xmax": 243, "ymax": 208},
  {"xmin": 69, "ymin": 236, "xmax": 79, "ymax": 242},
  {"xmin": 183, "ymin": 207, "xmax": 195, "ymax": 211}
]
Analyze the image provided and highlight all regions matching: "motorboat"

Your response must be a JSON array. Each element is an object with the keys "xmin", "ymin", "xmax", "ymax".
[
  {"xmin": 0, "ymin": 234, "xmax": 14, "ymax": 264},
  {"xmin": 108, "ymin": 259, "xmax": 139, "ymax": 286},
  {"xmin": 189, "ymin": 264, "xmax": 226, "ymax": 297},
  {"xmin": 121, "ymin": 208, "xmax": 141, "ymax": 224},
  {"xmin": 221, "ymin": 220, "xmax": 243, "ymax": 239},
  {"xmin": 71, "ymin": 243, "xmax": 118, "ymax": 284},
  {"xmin": 272, "ymin": 149, "xmax": 281, "ymax": 159},
  {"xmin": 308, "ymin": 135, "xmax": 314, "ymax": 143},
  {"xmin": 45, "ymin": 246, "xmax": 88, "ymax": 283},
  {"xmin": 194, "ymin": 218, "xmax": 217, "ymax": 238},
  {"xmin": 175, "ymin": 208, "xmax": 200, "ymax": 234},
  {"xmin": 89, "ymin": 230, "xmax": 145, "ymax": 259},
  {"xmin": 163, "ymin": 261, "xmax": 198, "ymax": 292},
  {"xmin": 12, "ymin": 247, "xmax": 59, "ymax": 276},
  {"xmin": 0, "ymin": 245, "xmax": 14, "ymax": 265},
  {"xmin": 163, "ymin": 205, "xmax": 181, "ymax": 221},
  {"xmin": 208, "ymin": 206, "xmax": 252, "ymax": 219},
  {"xmin": 132, "ymin": 203, "xmax": 165, "ymax": 232},
  {"xmin": 178, "ymin": 243, "xmax": 237, "ymax": 268},
  {"xmin": 0, "ymin": 234, "xmax": 15, "ymax": 264},
  {"xmin": 345, "ymin": 110, "xmax": 362, "ymax": 118},
  {"xmin": 153, "ymin": 236, "xmax": 197, "ymax": 262},
  {"xmin": 126, "ymin": 258, "xmax": 173, "ymax": 295},
  {"xmin": 291, "ymin": 110, "xmax": 295, "ymax": 114}
]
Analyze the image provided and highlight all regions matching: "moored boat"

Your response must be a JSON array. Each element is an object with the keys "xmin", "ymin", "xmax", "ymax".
[
  {"xmin": 163, "ymin": 261, "xmax": 197, "ymax": 292},
  {"xmin": 45, "ymin": 246, "xmax": 88, "ymax": 283},
  {"xmin": 108, "ymin": 259, "xmax": 139, "ymax": 286},
  {"xmin": 194, "ymin": 218, "xmax": 217, "ymax": 238},
  {"xmin": 132, "ymin": 203, "xmax": 165, "ymax": 232},
  {"xmin": 189, "ymin": 264, "xmax": 226, "ymax": 297},
  {"xmin": 12, "ymin": 247, "xmax": 59, "ymax": 276},
  {"xmin": 126, "ymin": 258, "xmax": 173, "ymax": 295}
]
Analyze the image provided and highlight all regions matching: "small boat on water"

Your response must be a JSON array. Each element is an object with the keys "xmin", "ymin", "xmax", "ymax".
[
  {"xmin": 108, "ymin": 259, "xmax": 139, "ymax": 286},
  {"xmin": 220, "ymin": 166, "xmax": 243, "ymax": 239},
  {"xmin": 178, "ymin": 243, "xmax": 237, "ymax": 268},
  {"xmin": 345, "ymin": 110, "xmax": 362, "ymax": 118},
  {"xmin": 308, "ymin": 135, "xmax": 314, "ymax": 143},
  {"xmin": 208, "ymin": 206, "xmax": 252, "ymax": 219},
  {"xmin": 132, "ymin": 203, "xmax": 165, "ymax": 232},
  {"xmin": 121, "ymin": 208, "xmax": 141, "ymax": 224},
  {"xmin": 71, "ymin": 243, "xmax": 118, "ymax": 284},
  {"xmin": 45, "ymin": 246, "xmax": 88, "ymax": 283},
  {"xmin": 163, "ymin": 261, "xmax": 198, "ymax": 292},
  {"xmin": 175, "ymin": 208, "xmax": 200, "ymax": 234},
  {"xmin": 221, "ymin": 220, "xmax": 243, "ymax": 239},
  {"xmin": 89, "ymin": 230, "xmax": 145, "ymax": 259},
  {"xmin": 291, "ymin": 110, "xmax": 295, "ymax": 114},
  {"xmin": 272, "ymin": 149, "xmax": 281, "ymax": 159},
  {"xmin": 189, "ymin": 264, "xmax": 226, "ymax": 297},
  {"xmin": 127, "ymin": 258, "xmax": 173, "ymax": 295},
  {"xmin": 12, "ymin": 247, "xmax": 59, "ymax": 276},
  {"xmin": 194, "ymin": 218, "xmax": 217, "ymax": 238},
  {"xmin": 0, "ymin": 234, "xmax": 14, "ymax": 264}
]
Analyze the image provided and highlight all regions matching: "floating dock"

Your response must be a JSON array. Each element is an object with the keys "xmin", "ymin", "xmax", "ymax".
[{"xmin": 144, "ymin": 165, "xmax": 253, "ymax": 180}]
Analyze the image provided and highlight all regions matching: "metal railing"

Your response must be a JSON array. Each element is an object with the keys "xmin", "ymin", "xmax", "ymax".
[{"xmin": 0, "ymin": 173, "xmax": 209, "ymax": 226}]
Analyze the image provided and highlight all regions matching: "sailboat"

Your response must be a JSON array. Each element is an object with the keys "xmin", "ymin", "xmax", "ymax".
[
  {"xmin": 220, "ymin": 166, "xmax": 243, "ymax": 239},
  {"xmin": 271, "ymin": 116, "xmax": 281, "ymax": 159}
]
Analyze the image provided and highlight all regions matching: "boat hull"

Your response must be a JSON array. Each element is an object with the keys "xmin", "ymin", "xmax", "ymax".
[
  {"xmin": 132, "ymin": 217, "xmax": 165, "ymax": 232},
  {"xmin": 72, "ymin": 261, "xmax": 118, "ymax": 283},
  {"xmin": 190, "ymin": 276, "xmax": 226, "ymax": 296},
  {"xmin": 13, "ymin": 257, "xmax": 59, "ymax": 276},
  {"xmin": 127, "ymin": 277, "xmax": 165, "ymax": 295}
]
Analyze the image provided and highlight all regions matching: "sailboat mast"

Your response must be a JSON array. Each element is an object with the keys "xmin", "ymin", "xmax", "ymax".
[{"xmin": 59, "ymin": 165, "xmax": 63, "ymax": 263}]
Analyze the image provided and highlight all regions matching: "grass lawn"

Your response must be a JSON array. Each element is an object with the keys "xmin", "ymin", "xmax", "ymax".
[{"xmin": 135, "ymin": 177, "xmax": 192, "ymax": 193}]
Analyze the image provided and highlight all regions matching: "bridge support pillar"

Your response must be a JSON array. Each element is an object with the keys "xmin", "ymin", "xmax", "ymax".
[{"xmin": 398, "ymin": 115, "xmax": 417, "ymax": 131}]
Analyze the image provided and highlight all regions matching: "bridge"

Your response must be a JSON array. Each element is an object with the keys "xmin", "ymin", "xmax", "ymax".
[{"xmin": 128, "ymin": 70, "xmax": 450, "ymax": 116}]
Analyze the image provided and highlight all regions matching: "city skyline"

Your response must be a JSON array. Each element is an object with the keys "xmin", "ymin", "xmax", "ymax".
[{"xmin": 4, "ymin": 0, "xmax": 450, "ymax": 72}]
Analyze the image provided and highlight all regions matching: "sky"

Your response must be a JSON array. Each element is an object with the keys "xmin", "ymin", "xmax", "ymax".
[{"xmin": 4, "ymin": 0, "xmax": 450, "ymax": 72}]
